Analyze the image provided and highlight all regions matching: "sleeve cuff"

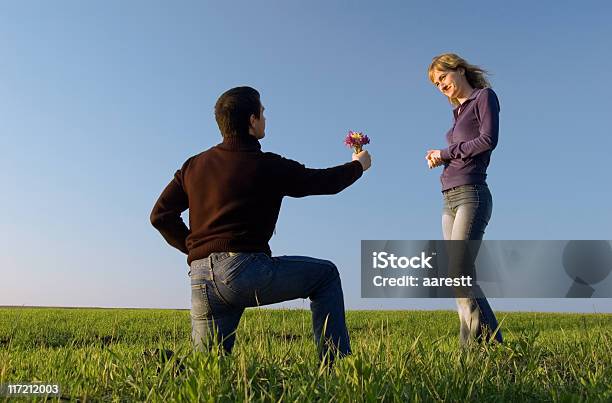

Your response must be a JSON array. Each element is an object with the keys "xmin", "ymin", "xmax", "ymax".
[
  {"xmin": 352, "ymin": 159, "xmax": 363, "ymax": 170},
  {"xmin": 440, "ymin": 148, "xmax": 451, "ymax": 161}
]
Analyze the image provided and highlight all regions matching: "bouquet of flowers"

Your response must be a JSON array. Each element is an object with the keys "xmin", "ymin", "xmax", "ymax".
[{"xmin": 344, "ymin": 131, "xmax": 370, "ymax": 154}]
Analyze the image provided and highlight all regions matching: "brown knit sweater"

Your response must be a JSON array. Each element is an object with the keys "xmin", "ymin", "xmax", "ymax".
[{"xmin": 150, "ymin": 135, "xmax": 363, "ymax": 264}]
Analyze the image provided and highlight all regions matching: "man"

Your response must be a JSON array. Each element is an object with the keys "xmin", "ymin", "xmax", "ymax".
[{"xmin": 150, "ymin": 86, "xmax": 371, "ymax": 362}]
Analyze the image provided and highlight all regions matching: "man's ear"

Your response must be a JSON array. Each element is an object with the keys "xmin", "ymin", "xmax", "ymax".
[{"xmin": 249, "ymin": 113, "xmax": 257, "ymax": 127}]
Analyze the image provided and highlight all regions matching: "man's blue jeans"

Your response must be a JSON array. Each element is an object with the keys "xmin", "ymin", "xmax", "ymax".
[
  {"xmin": 442, "ymin": 184, "xmax": 503, "ymax": 345},
  {"xmin": 189, "ymin": 252, "xmax": 351, "ymax": 360}
]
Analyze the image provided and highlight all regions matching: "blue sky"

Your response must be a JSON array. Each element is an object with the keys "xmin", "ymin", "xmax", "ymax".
[{"xmin": 1, "ymin": 1, "xmax": 610, "ymax": 312}]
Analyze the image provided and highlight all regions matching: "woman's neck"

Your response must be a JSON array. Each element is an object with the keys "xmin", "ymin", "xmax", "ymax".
[
  {"xmin": 457, "ymin": 85, "xmax": 474, "ymax": 104},
  {"xmin": 457, "ymin": 85, "xmax": 475, "ymax": 105}
]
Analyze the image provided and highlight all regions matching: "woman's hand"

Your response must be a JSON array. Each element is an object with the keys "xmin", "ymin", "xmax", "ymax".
[{"xmin": 426, "ymin": 149, "xmax": 444, "ymax": 169}]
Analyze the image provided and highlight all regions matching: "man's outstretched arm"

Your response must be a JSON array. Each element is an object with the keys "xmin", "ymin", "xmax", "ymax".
[
  {"xmin": 150, "ymin": 170, "xmax": 190, "ymax": 254},
  {"xmin": 278, "ymin": 150, "xmax": 371, "ymax": 198}
]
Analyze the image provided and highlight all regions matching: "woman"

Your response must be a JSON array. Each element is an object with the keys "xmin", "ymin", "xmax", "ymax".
[{"xmin": 426, "ymin": 53, "xmax": 503, "ymax": 345}]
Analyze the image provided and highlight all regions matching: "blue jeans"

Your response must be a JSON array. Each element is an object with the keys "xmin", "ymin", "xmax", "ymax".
[
  {"xmin": 189, "ymin": 252, "xmax": 351, "ymax": 361},
  {"xmin": 442, "ymin": 184, "xmax": 503, "ymax": 345}
]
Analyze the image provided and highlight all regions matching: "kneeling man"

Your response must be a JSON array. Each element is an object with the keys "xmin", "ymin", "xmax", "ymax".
[{"xmin": 150, "ymin": 86, "xmax": 371, "ymax": 362}]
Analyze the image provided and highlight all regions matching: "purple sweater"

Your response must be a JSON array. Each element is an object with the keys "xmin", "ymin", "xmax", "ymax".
[{"xmin": 439, "ymin": 87, "xmax": 500, "ymax": 191}]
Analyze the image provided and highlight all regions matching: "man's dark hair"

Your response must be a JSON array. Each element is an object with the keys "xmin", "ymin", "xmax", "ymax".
[{"xmin": 214, "ymin": 86, "xmax": 261, "ymax": 138}]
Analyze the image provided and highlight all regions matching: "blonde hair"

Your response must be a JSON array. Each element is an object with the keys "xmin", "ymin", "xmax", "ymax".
[{"xmin": 428, "ymin": 53, "xmax": 491, "ymax": 106}]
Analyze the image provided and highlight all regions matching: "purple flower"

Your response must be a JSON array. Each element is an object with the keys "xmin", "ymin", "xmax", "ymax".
[
  {"xmin": 344, "ymin": 131, "xmax": 370, "ymax": 153},
  {"xmin": 344, "ymin": 131, "xmax": 370, "ymax": 146}
]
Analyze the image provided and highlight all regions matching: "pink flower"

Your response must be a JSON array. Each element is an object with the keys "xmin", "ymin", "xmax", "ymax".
[{"xmin": 344, "ymin": 131, "xmax": 370, "ymax": 153}]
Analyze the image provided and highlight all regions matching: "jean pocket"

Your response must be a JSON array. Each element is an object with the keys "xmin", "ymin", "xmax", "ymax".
[
  {"xmin": 221, "ymin": 254, "xmax": 273, "ymax": 295},
  {"xmin": 455, "ymin": 189, "xmax": 479, "ymax": 205},
  {"xmin": 220, "ymin": 254, "xmax": 257, "ymax": 284},
  {"xmin": 191, "ymin": 283, "xmax": 212, "ymax": 320}
]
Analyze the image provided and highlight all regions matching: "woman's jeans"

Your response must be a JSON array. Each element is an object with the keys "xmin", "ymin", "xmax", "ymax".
[
  {"xmin": 442, "ymin": 184, "xmax": 503, "ymax": 345},
  {"xmin": 189, "ymin": 252, "xmax": 351, "ymax": 361}
]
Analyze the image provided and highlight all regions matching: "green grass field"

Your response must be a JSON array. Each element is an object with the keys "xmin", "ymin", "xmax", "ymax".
[{"xmin": 0, "ymin": 308, "xmax": 610, "ymax": 402}]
